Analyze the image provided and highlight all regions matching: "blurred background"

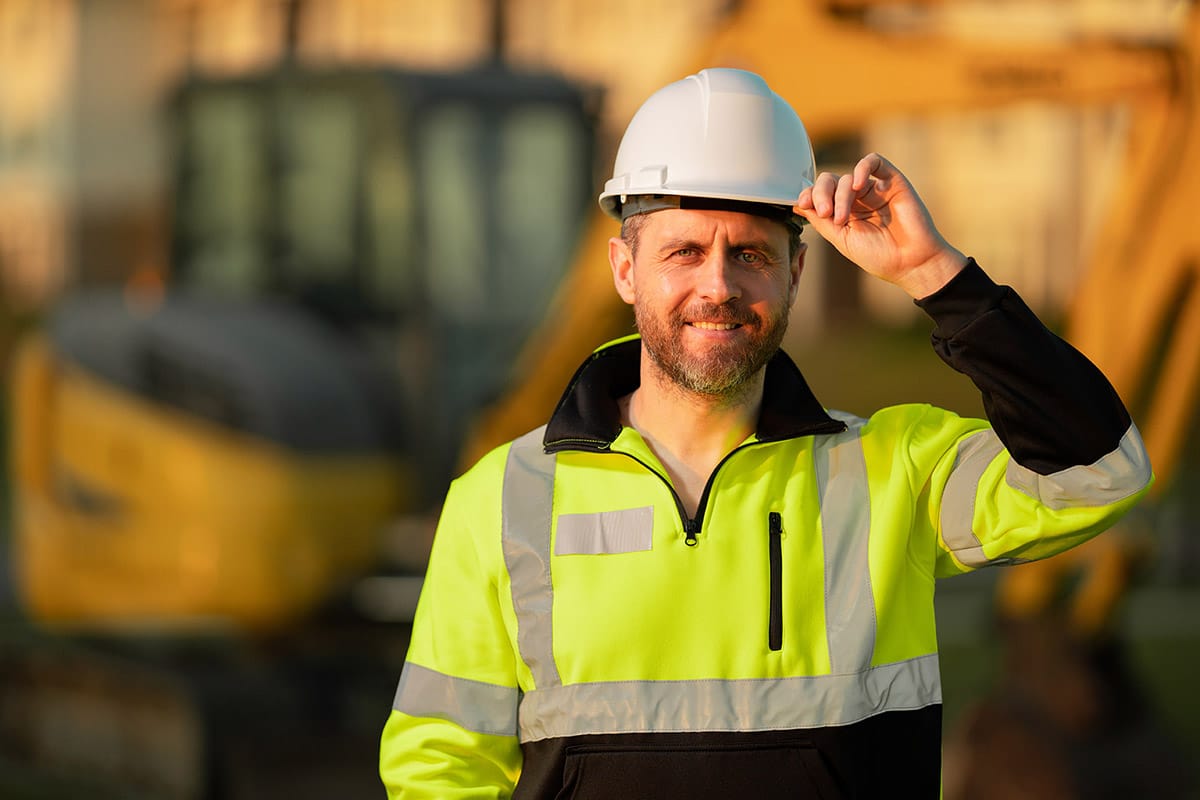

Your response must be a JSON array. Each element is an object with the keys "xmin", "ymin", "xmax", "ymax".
[{"xmin": 0, "ymin": 0, "xmax": 1198, "ymax": 797}]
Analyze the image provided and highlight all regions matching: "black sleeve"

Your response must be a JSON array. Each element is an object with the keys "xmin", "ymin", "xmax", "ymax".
[{"xmin": 914, "ymin": 258, "xmax": 1132, "ymax": 475}]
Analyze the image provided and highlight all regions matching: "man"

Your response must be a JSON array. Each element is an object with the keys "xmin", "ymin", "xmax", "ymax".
[{"xmin": 380, "ymin": 68, "xmax": 1152, "ymax": 798}]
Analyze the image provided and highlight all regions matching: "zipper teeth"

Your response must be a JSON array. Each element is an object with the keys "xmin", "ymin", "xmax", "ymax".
[
  {"xmin": 610, "ymin": 451, "xmax": 694, "ymax": 538},
  {"xmin": 546, "ymin": 442, "xmax": 695, "ymax": 536},
  {"xmin": 689, "ymin": 440, "xmax": 768, "ymax": 531}
]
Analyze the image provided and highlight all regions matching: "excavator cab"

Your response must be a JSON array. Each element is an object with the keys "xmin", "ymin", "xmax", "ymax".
[{"xmin": 9, "ymin": 64, "xmax": 597, "ymax": 632}]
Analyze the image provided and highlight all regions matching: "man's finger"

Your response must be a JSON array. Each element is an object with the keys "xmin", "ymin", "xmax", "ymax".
[
  {"xmin": 811, "ymin": 172, "xmax": 839, "ymax": 217},
  {"xmin": 834, "ymin": 173, "xmax": 857, "ymax": 225},
  {"xmin": 854, "ymin": 152, "xmax": 905, "ymax": 192},
  {"xmin": 852, "ymin": 153, "xmax": 880, "ymax": 191},
  {"xmin": 793, "ymin": 186, "xmax": 814, "ymax": 211}
]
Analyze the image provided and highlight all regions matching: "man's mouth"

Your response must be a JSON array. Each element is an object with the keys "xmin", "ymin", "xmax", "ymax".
[{"xmin": 688, "ymin": 321, "xmax": 741, "ymax": 331}]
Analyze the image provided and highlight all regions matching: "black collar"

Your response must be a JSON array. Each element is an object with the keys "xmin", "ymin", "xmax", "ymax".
[{"xmin": 543, "ymin": 337, "xmax": 845, "ymax": 451}]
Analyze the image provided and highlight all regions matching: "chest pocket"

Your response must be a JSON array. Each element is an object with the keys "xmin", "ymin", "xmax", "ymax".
[{"xmin": 555, "ymin": 506, "xmax": 654, "ymax": 555}]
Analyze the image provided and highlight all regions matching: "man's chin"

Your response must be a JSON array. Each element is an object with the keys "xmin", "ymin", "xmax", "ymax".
[{"xmin": 671, "ymin": 356, "xmax": 759, "ymax": 394}]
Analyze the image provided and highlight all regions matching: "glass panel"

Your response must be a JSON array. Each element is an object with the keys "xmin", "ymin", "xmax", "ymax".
[
  {"xmin": 419, "ymin": 104, "xmax": 487, "ymax": 322},
  {"xmin": 177, "ymin": 91, "xmax": 268, "ymax": 296},
  {"xmin": 493, "ymin": 105, "xmax": 586, "ymax": 324},
  {"xmin": 277, "ymin": 90, "xmax": 359, "ymax": 283},
  {"xmin": 364, "ymin": 106, "xmax": 416, "ymax": 306}
]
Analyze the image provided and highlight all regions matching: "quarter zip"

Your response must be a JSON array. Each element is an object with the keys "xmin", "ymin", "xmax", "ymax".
[
  {"xmin": 552, "ymin": 438, "xmax": 698, "ymax": 542},
  {"xmin": 626, "ymin": 442, "xmax": 766, "ymax": 545},
  {"xmin": 544, "ymin": 428, "xmax": 843, "ymax": 548},
  {"xmin": 551, "ymin": 437, "xmax": 761, "ymax": 545},
  {"xmin": 768, "ymin": 512, "xmax": 783, "ymax": 651}
]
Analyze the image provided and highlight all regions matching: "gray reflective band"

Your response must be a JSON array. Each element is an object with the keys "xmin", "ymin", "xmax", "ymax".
[
  {"xmin": 941, "ymin": 430, "xmax": 1006, "ymax": 568},
  {"xmin": 517, "ymin": 654, "xmax": 940, "ymax": 742},
  {"xmin": 555, "ymin": 506, "xmax": 654, "ymax": 555},
  {"xmin": 502, "ymin": 426, "xmax": 562, "ymax": 689},
  {"xmin": 813, "ymin": 412, "xmax": 877, "ymax": 672},
  {"xmin": 393, "ymin": 662, "xmax": 519, "ymax": 737},
  {"xmin": 941, "ymin": 425, "xmax": 1152, "ymax": 569},
  {"xmin": 1006, "ymin": 424, "xmax": 1152, "ymax": 510}
]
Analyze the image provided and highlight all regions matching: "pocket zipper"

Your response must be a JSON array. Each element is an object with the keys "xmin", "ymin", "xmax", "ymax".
[{"xmin": 768, "ymin": 512, "xmax": 782, "ymax": 652}]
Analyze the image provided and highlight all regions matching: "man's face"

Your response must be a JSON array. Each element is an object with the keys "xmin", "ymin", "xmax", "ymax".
[{"xmin": 609, "ymin": 208, "xmax": 804, "ymax": 398}]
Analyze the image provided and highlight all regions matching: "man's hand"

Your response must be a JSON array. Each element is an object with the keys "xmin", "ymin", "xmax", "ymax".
[{"xmin": 793, "ymin": 153, "xmax": 968, "ymax": 299}]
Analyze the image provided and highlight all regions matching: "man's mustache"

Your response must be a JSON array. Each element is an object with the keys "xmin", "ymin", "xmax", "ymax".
[{"xmin": 675, "ymin": 302, "xmax": 760, "ymax": 327}]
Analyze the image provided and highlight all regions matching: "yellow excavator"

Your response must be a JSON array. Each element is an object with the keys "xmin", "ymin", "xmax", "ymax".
[
  {"xmin": 11, "ymin": 64, "xmax": 598, "ymax": 631},
  {"xmin": 6, "ymin": 1, "xmax": 1199, "ymax": 797},
  {"xmin": 4, "ymin": 62, "xmax": 598, "ymax": 798}
]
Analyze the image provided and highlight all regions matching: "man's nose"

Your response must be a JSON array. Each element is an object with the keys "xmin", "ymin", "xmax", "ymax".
[{"xmin": 697, "ymin": 253, "xmax": 742, "ymax": 304}]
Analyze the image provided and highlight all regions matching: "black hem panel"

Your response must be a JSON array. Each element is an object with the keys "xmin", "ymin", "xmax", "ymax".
[
  {"xmin": 915, "ymin": 259, "xmax": 1131, "ymax": 474},
  {"xmin": 513, "ymin": 706, "xmax": 943, "ymax": 800}
]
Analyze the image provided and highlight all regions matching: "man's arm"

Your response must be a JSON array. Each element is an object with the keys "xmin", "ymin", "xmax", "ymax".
[
  {"xmin": 795, "ymin": 151, "xmax": 1143, "ymax": 472},
  {"xmin": 796, "ymin": 153, "xmax": 1151, "ymax": 574},
  {"xmin": 380, "ymin": 466, "xmax": 523, "ymax": 797},
  {"xmin": 911, "ymin": 259, "xmax": 1150, "ymax": 575},
  {"xmin": 915, "ymin": 259, "xmax": 1131, "ymax": 472}
]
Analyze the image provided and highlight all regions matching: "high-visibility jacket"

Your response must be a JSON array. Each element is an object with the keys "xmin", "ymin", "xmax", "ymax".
[{"xmin": 380, "ymin": 261, "xmax": 1152, "ymax": 799}]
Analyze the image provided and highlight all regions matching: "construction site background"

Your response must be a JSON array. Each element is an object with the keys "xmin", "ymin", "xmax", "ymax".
[{"xmin": 0, "ymin": 1, "xmax": 1197, "ymax": 798}]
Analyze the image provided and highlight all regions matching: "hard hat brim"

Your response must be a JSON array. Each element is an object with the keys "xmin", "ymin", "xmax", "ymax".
[{"xmin": 599, "ymin": 191, "xmax": 806, "ymax": 227}]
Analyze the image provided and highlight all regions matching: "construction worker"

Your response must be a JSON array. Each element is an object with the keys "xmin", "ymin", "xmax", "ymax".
[{"xmin": 379, "ymin": 68, "xmax": 1152, "ymax": 798}]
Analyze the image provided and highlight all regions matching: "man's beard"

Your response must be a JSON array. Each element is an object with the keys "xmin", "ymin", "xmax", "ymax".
[{"xmin": 635, "ymin": 300, "xmax": 788, "ymax": 398}]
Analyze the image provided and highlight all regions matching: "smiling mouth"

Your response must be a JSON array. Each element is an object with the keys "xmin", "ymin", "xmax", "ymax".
[{"xmin": 689, "ymin": 321, "xmax": 741, "ymax": 331}]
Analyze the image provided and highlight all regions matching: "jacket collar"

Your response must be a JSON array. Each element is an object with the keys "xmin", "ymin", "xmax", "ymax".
[{"xmin": 543, "ymin": 336, "xmax": 845, "ymax": 451}]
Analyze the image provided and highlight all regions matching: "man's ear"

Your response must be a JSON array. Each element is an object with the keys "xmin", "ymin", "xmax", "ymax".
[
  {"xmin": 788, "ymin": 241, "xmax": 807, "ymax": 308},
  {"xmin": 609, "ymin": 236, "xmax": 637, "ymax": 305}
]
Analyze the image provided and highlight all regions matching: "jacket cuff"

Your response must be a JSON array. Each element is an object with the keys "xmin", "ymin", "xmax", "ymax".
[{"xmin": 913, "ymin": 258, "xmax": 1007, "ymax": 339}]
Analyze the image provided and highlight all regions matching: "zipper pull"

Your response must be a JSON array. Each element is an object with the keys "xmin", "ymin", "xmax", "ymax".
[{"xmin": 684, "ymin": 517, "xmax": 700, "ymax": 547}]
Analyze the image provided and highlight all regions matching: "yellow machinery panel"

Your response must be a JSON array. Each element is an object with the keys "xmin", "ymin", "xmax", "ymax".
[{"xmin": 10, "ymin": 333, "xmax": 409, "ymax": 632}]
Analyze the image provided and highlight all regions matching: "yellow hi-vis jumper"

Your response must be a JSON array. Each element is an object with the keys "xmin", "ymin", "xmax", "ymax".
[{"xmin": 381, "ymin": 261, "xmax": 1152, "ymax": 799}]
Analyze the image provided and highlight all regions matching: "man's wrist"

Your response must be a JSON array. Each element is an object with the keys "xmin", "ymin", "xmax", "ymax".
[
  {"xmin": 913, "ymin": 257, "xmax": 1009, "ymax": 340},
  {"xmin": 897, "ymin": 247, "xmax": 969, "ymax": 300}
]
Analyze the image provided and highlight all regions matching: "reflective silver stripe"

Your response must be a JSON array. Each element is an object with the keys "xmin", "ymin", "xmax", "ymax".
[
  {"xmin": 941, "ymin": 430, "xmax": 1005, "ymax": 568},
  {"xmin": 501, "ymin": 426, "xmax": 561, "ymax": 689},
  {"xmin": 555, "ymin": 506, "xmax": 654, "ymax": 555},
  {"xmin": 393, "ymin": 662, "xmax": 519, "ymax": 737},
  {"xmin": 517, "ymin": 654, "xmax": 940, "ymax": 742},
  {"xmin": 813, "ymin": 413, "xmax": 876, "ymax": 672},
  {"xmin": 1006, "ymin": 424, "xmax": 1152, "ymax": 510}
]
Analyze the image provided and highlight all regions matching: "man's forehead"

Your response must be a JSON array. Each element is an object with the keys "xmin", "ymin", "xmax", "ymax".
[{"xmin": 640, "ymin": 207, "xmax": 790, "ymax": 245}]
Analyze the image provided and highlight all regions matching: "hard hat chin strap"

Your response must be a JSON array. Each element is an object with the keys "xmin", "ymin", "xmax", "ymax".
[{"xmin": 620, "ymin": 194, "xmax": 804, "ymax": 233}]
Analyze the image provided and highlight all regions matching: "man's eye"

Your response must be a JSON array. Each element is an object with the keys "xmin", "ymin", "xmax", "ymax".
[
  {"xmin": 738, "ymin": 251, "xmax": 764, "ymax": 265},
  {"xmin": 674, "ymin": 248, "xmax": 696, "ymax": 258}
]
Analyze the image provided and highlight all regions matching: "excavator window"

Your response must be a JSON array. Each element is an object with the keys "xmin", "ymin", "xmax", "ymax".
[
  {"xmin": 167, "ymin": 65, "xmax": 596, "ymax": 495},
  {"xmin": 173, "ymin": 88, "xmax": 269, "ymax": 298}
]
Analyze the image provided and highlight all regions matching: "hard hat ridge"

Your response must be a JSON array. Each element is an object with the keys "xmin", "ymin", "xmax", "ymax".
[{"xmin": 599, "ymin": 67, "xmax": 815, "ymax": 224}]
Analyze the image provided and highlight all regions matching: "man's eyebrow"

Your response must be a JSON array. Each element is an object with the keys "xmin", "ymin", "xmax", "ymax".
[
  {"xmin": 730, "ymin": 238, "xmax": 782, "ymax": 254},
  {"xmin": 655, "ymin": 237, "xmax": 783, "ymax": 254},
  {"xmin": 657, "ymin": 237, "xmax": 704, "ymax": 252}
]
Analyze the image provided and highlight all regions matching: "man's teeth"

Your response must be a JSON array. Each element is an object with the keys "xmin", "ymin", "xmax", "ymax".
[{"xmin": 691, "ymin": 322, "xmax": 738, "ymax": 331}]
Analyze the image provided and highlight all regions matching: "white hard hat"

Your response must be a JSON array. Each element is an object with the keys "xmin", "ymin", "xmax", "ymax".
[{"xmin": 598, "ymin": 68, "xmax": 815, "ymax": 223}]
